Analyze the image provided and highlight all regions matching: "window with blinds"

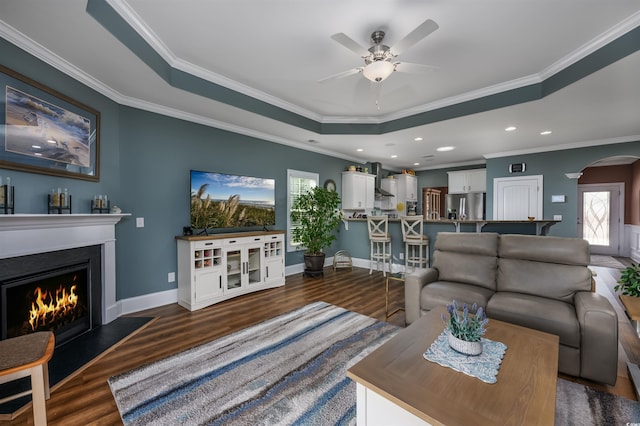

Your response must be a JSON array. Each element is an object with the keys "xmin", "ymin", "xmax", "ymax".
[{"xmin": 287, "ymin": 169, "xmax": 318, "ymax": 251}]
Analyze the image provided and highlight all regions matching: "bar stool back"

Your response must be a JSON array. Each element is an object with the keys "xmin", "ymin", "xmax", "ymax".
[
  {"xmin": 367, "ymin": 216, "xmax": 392, "ymax": 276},
  {"xmin": 0, "ymin": 331, "xmax": 55, "ymax": 426},
  {"xmin": 401, "ymin": 215, "xmax": 429, "ymax": 272}
]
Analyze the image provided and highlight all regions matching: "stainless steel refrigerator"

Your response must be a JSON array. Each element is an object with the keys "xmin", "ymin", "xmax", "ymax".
[{"xmin": 445, "ymin": 192, "xmax": 486, "ymax": 220}]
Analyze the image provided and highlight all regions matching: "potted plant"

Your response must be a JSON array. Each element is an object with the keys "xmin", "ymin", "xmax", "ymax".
[
  {"xmin": 441, "ymin": 300, "xmax": 488, "ymax": 356},
  {"xmin": 290, "ymin": 186, "xmax": 343, "ymax": 277},
  {"xmin": 614, "ymin": 263, "xmax": 640, "ymax": 296},
  {"xmin": 614, "ymin": 263, "xmax": 640, "ymax": 318}
]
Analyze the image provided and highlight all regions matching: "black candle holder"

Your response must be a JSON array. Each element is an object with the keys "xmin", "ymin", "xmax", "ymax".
[
  {"xmin": 48, "ymin": 194, "xmax": 72, "ymax": 214},
  {"xmin": 91, "ymin": 199, "xmax": 110, "ymax": 214},
  {"xmin": 0, "ymin": 186, "xmax": 14, "ymax": 214}
]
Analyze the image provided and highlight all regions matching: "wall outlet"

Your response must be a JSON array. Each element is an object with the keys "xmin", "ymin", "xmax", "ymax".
[
  {"xmin": 399, "ymin": 252, "xmax": 404, "ymax": 260},
  {"xmin": 168, "ymin": 272, "xmax": 175, "ymax": 282},
  {"xmin": 553, "ymin": 214, "xmax": 563, "ymax": 221},
  {"xmin": 136, "ymin": 217, "xmax": 144, "ymax": 228}
]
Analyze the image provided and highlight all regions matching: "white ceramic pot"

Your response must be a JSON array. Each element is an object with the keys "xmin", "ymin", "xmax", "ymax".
[{"xmin": 448, "ymin": 333, "xmax": 482, "ymax": 356}]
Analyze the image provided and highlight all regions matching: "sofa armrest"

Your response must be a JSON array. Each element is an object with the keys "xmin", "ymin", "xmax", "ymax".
[
  {"xmin": 574, "ymin": 291, "xmax": 618, "ymax": 385},
  {"xmin": 405, "ymin": 268, "xmax": 439, "ymax": 324}
]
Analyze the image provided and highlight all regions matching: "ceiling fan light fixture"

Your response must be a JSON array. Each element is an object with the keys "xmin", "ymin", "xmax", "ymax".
[{"xmin": 363, "ymin": 60, "xmax": 395, "ymax": 82}]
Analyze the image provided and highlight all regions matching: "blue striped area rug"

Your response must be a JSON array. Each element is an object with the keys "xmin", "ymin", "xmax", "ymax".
[{"xmin": 108, "ymin": 302, "xmax": 400, "ymax": 425}]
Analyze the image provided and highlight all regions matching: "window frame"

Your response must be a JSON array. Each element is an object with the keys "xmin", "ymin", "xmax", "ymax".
[{"xmin": 287, "ymin": 169, "xmax": 318, "ymax": 252}]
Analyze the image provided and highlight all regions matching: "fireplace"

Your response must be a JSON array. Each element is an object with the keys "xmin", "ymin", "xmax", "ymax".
[
  {"xmin": 0, "ymin": 214, "xmax": 126, "ymax": 330},
  {"xmin": 0, "ymin": 245, "xmax": 102, "ymax": 346}
]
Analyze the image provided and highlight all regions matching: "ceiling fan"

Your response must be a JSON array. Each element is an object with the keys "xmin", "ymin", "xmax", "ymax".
[{"xmin": 320, "ymin": 19, "xmax": 439, "ymax": 84}]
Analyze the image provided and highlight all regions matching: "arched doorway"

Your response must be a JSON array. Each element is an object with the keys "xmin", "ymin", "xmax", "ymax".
[{"xmin": 577, "ymin": 155, "xmax": 639, "ymax": 256}]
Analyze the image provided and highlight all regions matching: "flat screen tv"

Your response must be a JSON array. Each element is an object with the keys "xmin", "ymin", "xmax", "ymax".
[{"xmin": 190, "ymin": 170, "xmax": 275, "ymax": 230}]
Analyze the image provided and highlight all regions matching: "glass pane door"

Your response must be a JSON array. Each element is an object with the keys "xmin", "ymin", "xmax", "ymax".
[
  {"xmin": 226, "ymin": 249, "xmax": 242, "ymax": 290},
  {"xmin": 582, "ymin": 191, "xmax": 610, "ymax": 246},
  {"xmin": 578, "ymin": 184, "xmax": 622, "ymax": 256},
  {"xmin": 247, "ymin": 246, "xmax": 262, "ymax": 285}
]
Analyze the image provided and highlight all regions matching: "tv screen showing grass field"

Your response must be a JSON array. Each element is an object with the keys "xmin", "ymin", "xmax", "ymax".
[{"xmin": 190, "ymin": 170, "xmax": 275, "ymax": 229}]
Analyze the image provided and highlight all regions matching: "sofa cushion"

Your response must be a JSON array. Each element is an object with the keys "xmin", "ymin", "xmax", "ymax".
[
  {"xmin": 499, "ymin": 234, "xmax": 590, "ymax": 266},
  {"xmin": 497, "ymin": 259, "xmax": 592, "ymax": 303},
  {"xmin": 420, "ymin": 281, "xmax": 494, "ymax": 312},
  {"xmin": 434, "ymin": 232, "xmax": 499, "ymax": 256},
  {"xmin": 487, "ymin": 292, "xmax": 580, "ymax": 348},
  {"xmin": 433, "ymin": 232, "xmax": 499, "ymax": 291}
]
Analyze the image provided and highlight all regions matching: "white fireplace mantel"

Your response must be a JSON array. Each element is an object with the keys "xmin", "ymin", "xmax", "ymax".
[{"xmin": 0, "ymin": 214, "xmax": 129, "ymax": 324}]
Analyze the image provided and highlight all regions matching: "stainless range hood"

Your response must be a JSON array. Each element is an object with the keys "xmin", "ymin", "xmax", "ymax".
[{"xmin": 369, "ymin": 162, "xmax": 394, "ymax": 197}]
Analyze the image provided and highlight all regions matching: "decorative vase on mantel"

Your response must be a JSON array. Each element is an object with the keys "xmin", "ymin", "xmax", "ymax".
[{"xmin": 448, "ymin": 332, "xmax": 483, "ymax": 356}]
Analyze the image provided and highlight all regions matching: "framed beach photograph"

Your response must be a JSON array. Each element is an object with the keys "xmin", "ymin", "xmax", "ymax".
[{"xmin": 0, "ymin": 64, "xmax": 100, "ymax": 181}]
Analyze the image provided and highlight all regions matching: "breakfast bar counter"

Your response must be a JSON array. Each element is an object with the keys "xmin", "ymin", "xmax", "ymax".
[
  {"xmin": 335, "ymin": 218, "xmax": 560, "ymax": 269},
  {"xmin": 344, "ymin": 217, "xmax": 559, "ymax": 236}
]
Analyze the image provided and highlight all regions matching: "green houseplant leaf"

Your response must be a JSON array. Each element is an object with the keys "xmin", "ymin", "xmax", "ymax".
[
  {"xmin": 290, "ymin": 186, "xmax": 343, "ymax": 255},
  {"xmin": 614, "ymin": 263, "xmax": 640, "ymax": 297}
]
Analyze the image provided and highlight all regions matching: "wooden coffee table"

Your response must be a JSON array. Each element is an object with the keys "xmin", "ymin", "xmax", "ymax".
[{"xmin": 347, "ymin": 309, "xmax": 559, "ymax": 425}]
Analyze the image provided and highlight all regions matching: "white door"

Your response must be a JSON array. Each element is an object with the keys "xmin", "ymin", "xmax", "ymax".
[
  {"xmin": 493, "ymin": 175, "xmax": 543, "ymax": 220},
  {"xmin": 578, "ymin": 183, "xmax": 623, "ymax": 256}
]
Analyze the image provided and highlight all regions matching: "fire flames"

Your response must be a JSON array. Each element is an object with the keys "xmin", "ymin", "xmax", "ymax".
[{"xmin": 28, "ymin": 279, "xmax": 79, "ymax": 331}]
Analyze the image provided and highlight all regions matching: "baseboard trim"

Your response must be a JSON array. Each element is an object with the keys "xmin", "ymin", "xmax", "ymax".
[
  {"xmin": 117, "ymin": 288, "xmax": 178, "ymax": 317},
  {"xmin": 113, "ymin": 256, "xmax": 409, "ymax": 319}
]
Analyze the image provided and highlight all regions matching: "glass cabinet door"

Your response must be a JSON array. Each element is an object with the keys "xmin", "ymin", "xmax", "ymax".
[
  {"xmin": 247, "ymin": 246, "xmax": 262, "ymax": 285},
  {"xmin": 226, "ymin": 249, "xmax": 242, "ymax": 291}
]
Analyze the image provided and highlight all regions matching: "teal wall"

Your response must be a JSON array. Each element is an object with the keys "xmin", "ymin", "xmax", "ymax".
[
  {"xmin": 2, "ymin": 37, "xmax": 639, "ymax": 301},
  {"xmin": 0, "ymin": 39, "xmax": 350, "ymax": 300},
  {"xmin": 486, "ymin": 141, "xmax": 640, "ymax": 237}
]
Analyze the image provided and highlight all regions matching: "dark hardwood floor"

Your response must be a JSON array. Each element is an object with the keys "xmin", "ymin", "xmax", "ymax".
[{"xmin": 6, "ymin": 264, "xmax": 639, "ymax": 425}]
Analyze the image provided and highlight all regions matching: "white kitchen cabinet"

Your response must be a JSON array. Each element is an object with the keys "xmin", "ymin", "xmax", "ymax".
[
  {"xmin": 394, "ymin": 174, "xmax": 418, "ymax": 201},
  {"xmin": 176, "ymin": 231, "xmax": 285, "ymax": 311},
  {"xmin": 380, "ymin": 178, "xmax": 397, "ymax": 210},
  {"xmin": 392, "ymin": 174, "xmax": 418, "ymax": 215},
  {"xmin": 447, "ymin": 169, "xmax": 487, "ymax": 193},
  {"xmin": 342, "ymin": 172, "xmax": 375, "ymax": 210}
]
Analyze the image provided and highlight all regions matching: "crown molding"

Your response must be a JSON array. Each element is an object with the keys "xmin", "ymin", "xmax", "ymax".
[
  {"xmin": 107, "ymin": 0, "xmax": 324, "ymax": 123},
  {"xmin": 107, "ymin": 1, "xmax": 640, "ymax": 127},
  {"xmin": 484, "ymin": 135, "xmax": 640, "ymax": 159},
  {"xmin": 417, "ymin": 159, "xmax": 487, "ymax": 172},
  {"xmin": 539, "ymin": 10, "xmax": 640, "ymax": 80}
]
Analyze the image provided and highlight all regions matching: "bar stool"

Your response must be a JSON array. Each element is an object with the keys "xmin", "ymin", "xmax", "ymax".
[
  {"xmin": 0, "ymin": 332, "xmax": 55, "ymax": 426},
  {"xmin": 367, "ymin": 216, "xmax": 392, "ymax": 276},
  {"xmin": 401, "ymin": 215, "xmax": 429, "ymax": 272}
]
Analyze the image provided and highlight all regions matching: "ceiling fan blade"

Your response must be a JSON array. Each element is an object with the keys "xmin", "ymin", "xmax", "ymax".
[
  {"xmin": 317, "ymin": 67, "xmax": 362, "ymax": 83},
  {"xmin": 394, "ymin": 62, "xmax": 439, "ymax": 74},
  {"xmin": 330, "ymin": 33, "xmax": 370, "ymax": 57},
  {"xmin": 390, "ymin": 19, "xmax": 439, "ymax": 56}
]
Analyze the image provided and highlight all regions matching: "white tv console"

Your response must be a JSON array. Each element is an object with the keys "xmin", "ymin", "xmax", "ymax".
[{"xmin": 175, "ymin": 230, "xmax": 285, "ymax": 311}]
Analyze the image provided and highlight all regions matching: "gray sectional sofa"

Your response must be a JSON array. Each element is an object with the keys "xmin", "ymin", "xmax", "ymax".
[{"xmin": 405, "ymin": 232, "xmax": 618, "ymax": 385}]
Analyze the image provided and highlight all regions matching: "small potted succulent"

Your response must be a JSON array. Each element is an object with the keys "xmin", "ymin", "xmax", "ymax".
[{"xmin": 442, "ymin": 300, "xmax": 488, "ymax": 356}]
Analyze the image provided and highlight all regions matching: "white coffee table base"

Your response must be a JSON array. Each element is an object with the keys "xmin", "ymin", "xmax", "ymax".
[{"xmin": 356, "ymin": 383, "xmax": 431, "ymax": 426}]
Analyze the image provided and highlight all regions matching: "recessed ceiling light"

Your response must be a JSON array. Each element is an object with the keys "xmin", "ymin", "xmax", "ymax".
[
  {"xmin": 391, "ymin": 154, "xmax": 398, "ymax": 158},
  {"xmin": 32, "ymin": 145, "xmax": 41, "ymax": 149},
  {"xmin": 385, "ymin": 143, "xmax": 395, "ymax": 147},
  {"xmin": 540, "ymin": 130, "xmax": 552, "ymax": 135},
  {"xmin": 356, "ymin": 148, "xmax": 364, "ymax": 152},
  {"xmin": 414, "ymin": 137, "xmax": 423, "ymax": 141},
  {"xmin": 437, "ymin": 146, "xmax": 455, "ymax": 152},
  {"xmin": 413, "ymin": 162, "xmax": 420, "ymax": 166},
  {"xmin": 505, "ymin": 126, "xmax": 517, "ymax": 132}
]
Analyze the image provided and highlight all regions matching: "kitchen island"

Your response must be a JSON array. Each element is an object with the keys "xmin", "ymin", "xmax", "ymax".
[{"xmin": 334, "ymin": 217, "xmax": 559, "ymax": 271}]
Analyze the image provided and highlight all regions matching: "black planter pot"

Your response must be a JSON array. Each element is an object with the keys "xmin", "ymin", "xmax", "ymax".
[{"xmin": 304, "ymin": 253, "xmax": 326, "ymax": 277}]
